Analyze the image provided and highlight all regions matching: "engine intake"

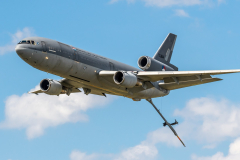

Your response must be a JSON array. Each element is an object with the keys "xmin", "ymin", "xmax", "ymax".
[
  {"xmin": 138, "ymin": 56, "xmax": 176, "ymax": 71},
  {"xmin": 40, "ymin": 79, "xmax": 62, "ymax": 95},
  {"xmin": 113, "ymin": 71, "xmax": 139, "ymax": 88},
  {"xmin": 138, "ymin": 56, "xmax": 151, "ymax": 70}
]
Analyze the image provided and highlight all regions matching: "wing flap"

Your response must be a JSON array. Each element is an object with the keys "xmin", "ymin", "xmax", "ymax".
[
  {"xmin": 159, "ymin": 78, "xmax": 222, "ymax": 90},
  {"xmin": 163, "ymin": 75, "xmax": 212, "ymax": 83}
]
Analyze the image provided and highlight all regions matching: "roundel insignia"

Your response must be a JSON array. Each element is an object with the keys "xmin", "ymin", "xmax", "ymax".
[
  {"xmin": 162, "ymin": 65, "xmax": 166, "ymax": 71},
  {"xmin": 37, "ymin": 42, "xmax": 40, "ymax": 45}
]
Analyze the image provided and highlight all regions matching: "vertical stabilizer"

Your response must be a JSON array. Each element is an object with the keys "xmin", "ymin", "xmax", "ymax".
[
  {"xmin": 153, "ymin": 33, "xmax": 178, "ymax": 71},
  {"xmin": 153, "ymin": 33, "xmax": 177, "ymax": 63}
]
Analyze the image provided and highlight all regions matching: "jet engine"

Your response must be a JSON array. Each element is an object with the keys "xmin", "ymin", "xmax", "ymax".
[
  {"xmin": 40, "ymin": 79, "xmax": 62, "ymax": 95},
  {"xmin": 113, "ymin": 71, "xmax": 141, "ymax": 88},
  {"xmin": 138, "ymin": 56, "xmax": 175, "ymax": 71}
]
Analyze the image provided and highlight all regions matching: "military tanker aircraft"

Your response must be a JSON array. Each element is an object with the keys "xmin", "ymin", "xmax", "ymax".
[{"xmin": 15, "ymin": 33, "xmax": 240, "ymax": 147}]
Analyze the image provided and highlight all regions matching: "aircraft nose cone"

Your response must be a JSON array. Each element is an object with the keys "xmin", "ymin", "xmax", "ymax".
[
  {"xmin": 15, "ymin": 44, "xmax": 32, "ymax": 60},
  {"xmin": 15, "ymin": 44, "xmax": 29, "ymax": 56},
  {"xmin": 15, "ymin": 45, "xmax": 23, "ymax": 55}
]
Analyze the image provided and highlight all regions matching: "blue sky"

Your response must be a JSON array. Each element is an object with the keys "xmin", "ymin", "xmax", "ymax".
[{"xmin": 1, "ymin": 0, "xmax": 240, "ymax": 160}]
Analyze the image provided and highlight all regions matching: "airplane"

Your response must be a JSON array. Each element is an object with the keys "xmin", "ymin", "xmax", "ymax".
[{"xmin": 15, "ymin": 33, "xmax": 240, "ymax": 147}]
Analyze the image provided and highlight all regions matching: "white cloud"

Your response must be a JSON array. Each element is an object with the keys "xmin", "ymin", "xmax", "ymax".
[
  {"xmin": 109, "ymin": 0, "xmax": 224, "ymax": 7},
  {"xmin": 203, "ymin": 144, "xmax": 216, "ymax": 149},
  {"xmin": 218, "ymin": 0, "xmax": 225, "ymax": 4},
  {"xmin": 115, "ymin": 143, "xmax": 158, "ymax": 160},
  {"xmin": 174, "ymin": 97, "xmax": 240, "ymax": 143},
  {"xmin": 0, "ymin": 27, "xmax": 35, "ymax": 55},
  {"xmin": 69, "ymin": 97, "xmax": 240, "ymax": 160},
  {"xmin": 70, "ymin": 143, "xmax": 158, "ymax": 160},
  {"xmin": 109, "ymin": 0, "xmax": 136, "ymax": 4},
  {"xmin": 192, "ymin": 137, "xmax": 240, "ymax": 160},
  {"xmin": 0, "ymin": 86, "xmax": 113, "ymax": 139},
  {"xmin": 109, "ymin": 0, "xmax": 119, "ymax": 4},
  {"xmin": 145, "ymin": 126, "xmax": 184, "ymax": 147},
  {"xmin": 143, "ymin": 0, "xmax": 203, "ymax": 7},
  {"xmin": 142, "ymin": 97, "xmax": 240, "ymax": 147},
  {"xmin": 174, "ymin": 9, "xmax": 190, "ymax": 17},
  {"xmin": 70, "ymin": 151, "xmax": 105, "ymax": 160}
]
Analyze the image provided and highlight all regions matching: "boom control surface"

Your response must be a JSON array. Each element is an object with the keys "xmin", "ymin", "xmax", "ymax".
[{"xmin": 146, "ymin": 99, "xmax": 186, "ymax": 147}]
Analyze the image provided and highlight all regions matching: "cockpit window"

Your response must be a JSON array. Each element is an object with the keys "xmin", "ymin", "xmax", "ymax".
[
  {"xmin": 19, "ymin": 40, "xmax": 27, "ymax": 44},
  {"xmin": 18, "ymin": 40, "xmax": 35, "ymax": 45}
]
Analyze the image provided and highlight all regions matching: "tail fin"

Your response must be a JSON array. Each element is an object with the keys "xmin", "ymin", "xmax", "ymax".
[{"xmin": 153, "ymin": 33, "xmax": 178, "ymax": 71}]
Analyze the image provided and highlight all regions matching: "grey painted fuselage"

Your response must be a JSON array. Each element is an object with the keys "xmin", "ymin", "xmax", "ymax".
[{"xmin": 15, "ymin": 37, "xmax": 169, "ymax": 100}]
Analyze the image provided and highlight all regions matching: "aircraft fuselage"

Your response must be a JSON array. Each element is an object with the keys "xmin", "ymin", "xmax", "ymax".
[{"xmin": 15, "ymin": 37, "xmax": 169, "ymax": 100}]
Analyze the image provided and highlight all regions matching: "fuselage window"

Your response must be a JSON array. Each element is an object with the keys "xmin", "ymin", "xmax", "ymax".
[
  {"xmin": 27, "ymin": 40, "xmax": 31, "ymax": 44},
  {"xmin": 31, "ymin": 41, "xmax": 35, "ymax": 45}
]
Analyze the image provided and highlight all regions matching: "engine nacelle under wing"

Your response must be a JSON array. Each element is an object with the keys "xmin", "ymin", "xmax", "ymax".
[
  {"xmin": 40, "ymin": 79, "xmax": 62, "ymax": 95},
  {"xmin": 113, "ymin": 71, "xmax": 140, "ymax": 88}
]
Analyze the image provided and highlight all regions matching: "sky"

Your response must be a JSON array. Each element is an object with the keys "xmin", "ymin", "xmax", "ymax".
[{"xmin": 0, "ymin": 0, "xmax": 240, "ymax": 160}]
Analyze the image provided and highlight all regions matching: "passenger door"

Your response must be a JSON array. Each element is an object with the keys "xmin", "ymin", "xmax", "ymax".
[{"xmin": 41, "ymin": 41, "xmax": 47, "ymax": 52}]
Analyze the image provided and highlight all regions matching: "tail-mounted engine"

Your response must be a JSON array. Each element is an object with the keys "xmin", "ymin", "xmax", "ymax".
[
  {"xmin": 40, "ymin": 79, "xmax": 62, "ymax": 95},
  {"xmin": 113, "ymin": 71, "xmax": 142, "ymax": 88},
  {"xmin": 138, "ymin": 56, "xmax": 175, "ymax": 71}
]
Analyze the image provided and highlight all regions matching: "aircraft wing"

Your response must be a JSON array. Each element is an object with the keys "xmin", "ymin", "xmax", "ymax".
[
  {"xmin": 29, "ymin": 78, "xmax": 109, "ymax": 96},
  {"xmin": 29, "ymin": 78, "xmax": 82, "ymax": 95},
  {"xmin": 61, "ymin": 78, "xmax": 111, "ymax": 96},
  {"xmin": 137, "ymin": 69, "xmax": 240, "ymax": 81},
  {"xmin": 99, "ymin": 69, "xmax": 240, "ymax": 90},
  {"xmin": 138, "ymin": 69, "xmax": 240, "ymax": 90},
  {"xmin": 29, "ymin": 85, "xmax": 81, "ymax": 95}
]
